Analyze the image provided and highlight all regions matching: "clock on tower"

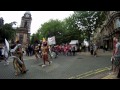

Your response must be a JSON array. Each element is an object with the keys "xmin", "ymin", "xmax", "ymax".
[{"xmin": 25, "ymin": 14, "xmax": 30, "ymax": 18}]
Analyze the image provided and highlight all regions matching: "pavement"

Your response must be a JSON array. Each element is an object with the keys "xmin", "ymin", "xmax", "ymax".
[
  {"xmin": 79, "ymin": 49, "xmax": 119, "ymax": 79},
  {"xmin": 102, "ymin": 72, "xmax": 118, "ymax": 79}
]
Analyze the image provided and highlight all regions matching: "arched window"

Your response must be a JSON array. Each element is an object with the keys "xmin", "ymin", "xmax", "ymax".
[{"xmin": 115, "ymin": 18, "xmax": 120, "ymax": 29}]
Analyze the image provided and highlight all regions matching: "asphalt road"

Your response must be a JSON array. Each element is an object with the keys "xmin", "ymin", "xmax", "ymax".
[{"xmin": 0, "ymin": 52, "xmax": 111, "ymax": 79}]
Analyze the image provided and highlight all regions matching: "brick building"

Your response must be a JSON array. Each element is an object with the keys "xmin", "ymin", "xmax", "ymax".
[{"xmin": 100, "ymin": 11, "xmax": 120, "ymax": 50}]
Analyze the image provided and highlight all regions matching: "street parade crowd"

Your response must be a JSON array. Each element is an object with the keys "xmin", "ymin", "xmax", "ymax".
[
  {"xmin": 0, "ymin": 37, "xmax": 120, "ymax": 78},
  {"xmin": 0, "ymin": 38, "xmax": 78, "ymax": 76}
]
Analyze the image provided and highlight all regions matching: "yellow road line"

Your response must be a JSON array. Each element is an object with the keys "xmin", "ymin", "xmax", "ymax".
[
  {"xmin": 102, "ymin": 75, "xmax": 112, "ymax": 79},
  {"xmin": 68, "ymin": 66, "xmax": 111, "ymax": 79},
  {"xmin": 76, "ymin": 68, "xmax": 109, "ymax": 79}
]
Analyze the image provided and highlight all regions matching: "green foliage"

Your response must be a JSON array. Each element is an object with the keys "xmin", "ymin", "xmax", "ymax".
[
  {"xmin": 74, "ymin": 11, "xmax": 106, "ymax": 41},
  {"xmin": 34, "ymin": 19, "xmax": 66, "ymax": 44},
  {"xmin": 31, "ymin": 11, "xmax": 106, "ymax": 45},
  {"xmin": 0, "ymin": 23, "xmax": 16, "ymax": 42}
]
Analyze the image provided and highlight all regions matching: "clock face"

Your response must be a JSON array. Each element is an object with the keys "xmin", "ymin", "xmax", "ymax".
[{"xmin": 26, "ymin": 14, "xmax": 30, "ymax": 18}]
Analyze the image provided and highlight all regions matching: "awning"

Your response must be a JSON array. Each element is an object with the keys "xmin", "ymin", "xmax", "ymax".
[{"xmin": 69, "ymin": 40, "xmax": 78, "ymax": 44}]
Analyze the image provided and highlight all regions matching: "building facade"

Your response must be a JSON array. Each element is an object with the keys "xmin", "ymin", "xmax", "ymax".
[
  {"xmin": 100, "ymin": 11, "xmax": 120, "ymax": 50},
  {"xmin": 0, "ymin": 17, "xmax": 4, "ymax": 42},
  {"xmin": 15, "ymin": 11, "xmax": 32, "ymax": 47},
  {"xmin": 0, "ymin": 17, "xmax": 4, "ymax": 27}
]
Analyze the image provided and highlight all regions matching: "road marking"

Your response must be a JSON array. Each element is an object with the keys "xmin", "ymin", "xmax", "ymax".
[
  {"xmin": 68, "ymin": 66, "xmax": 111, "ymax": 79},
  {"xmin": 102, "ymin": 75, "xmax": 113, "ymax": 79},
  {"xmin": 76, "ymin": 68, "xmax": 109, "ymax": 79}
]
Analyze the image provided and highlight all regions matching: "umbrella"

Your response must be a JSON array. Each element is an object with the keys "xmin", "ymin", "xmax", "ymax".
[{"xmin": 5, "ymin": 38, "xmax": 9, "ymax": 52}]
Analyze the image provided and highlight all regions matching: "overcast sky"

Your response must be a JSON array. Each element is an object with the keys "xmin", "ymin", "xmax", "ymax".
[{"xmin": 0, "ymin": 11, "xmax": 74, "ymax": 35}]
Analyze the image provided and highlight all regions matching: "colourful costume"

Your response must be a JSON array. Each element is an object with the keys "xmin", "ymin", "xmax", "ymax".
[
  {"xmin": 41, "ymin": 38, "xmax": 51, "ymax": 65},
  {"xmin": 12, "ymin": 41, "xmax": 27, "ymax": 76}
]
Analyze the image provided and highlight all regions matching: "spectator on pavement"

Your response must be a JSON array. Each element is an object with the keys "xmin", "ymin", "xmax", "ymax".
[
  {"xmin": 93, "ymin": 44, "xmax": 97, "ymax": 57},
  {"xmin": 114, "ymin": 38, "xmax": 120, "ymax": 78},
  {"xmin": 90, "ymin": 44, "xmax": 93, "ymax": 55},
  {"xmin": 111, "ymin": 37, "xmax": 117, "ymax": 71}
]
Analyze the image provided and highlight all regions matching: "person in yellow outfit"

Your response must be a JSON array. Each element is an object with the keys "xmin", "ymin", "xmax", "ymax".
[{"xmin": 41, "ymin": 38, "xmax": 52, "ymax": 67}]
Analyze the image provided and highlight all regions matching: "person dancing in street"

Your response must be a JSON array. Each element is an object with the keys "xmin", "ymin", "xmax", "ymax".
[
  {"xmin": 12, "ymin": 40, "xmax": 28, "ymax": 76},
  {"xmin": 41, "ymin": 38, "xmax": 52, "ymax": 67}
]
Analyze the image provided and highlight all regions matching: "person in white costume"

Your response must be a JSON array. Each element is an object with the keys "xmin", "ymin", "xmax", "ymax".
[{"xmin": 3, "ymin": 44, "xmax": 9, "ymax": 65}]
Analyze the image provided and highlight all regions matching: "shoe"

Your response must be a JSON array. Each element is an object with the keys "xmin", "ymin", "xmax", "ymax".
[
  {"xmin": 22, "ymin": 70, "xmax": 29, "ymax": 74},
  {"xmin": 42, "ymin": 64, "xmax": 46, "ymax": 67},
  {"xmin": 4, "ymin": 61, "xmax": 9, "ymax": 65},
  {"xmin": 48, "ymin": 61, "xmax": 52, "ymax": 65}
]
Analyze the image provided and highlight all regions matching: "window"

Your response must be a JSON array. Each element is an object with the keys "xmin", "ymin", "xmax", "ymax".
[{"xmin": 114, "ymin": 18, "xmax": 120, "ymax": 29}]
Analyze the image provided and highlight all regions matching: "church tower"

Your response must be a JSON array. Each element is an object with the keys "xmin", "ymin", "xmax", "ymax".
[
  {"xmin": 20, "ymin": 11, "xmax": 32, "ymax": 32},
  {"xmin": 15, "ymin": 11, "xmax": 32, "ymax": 46}
]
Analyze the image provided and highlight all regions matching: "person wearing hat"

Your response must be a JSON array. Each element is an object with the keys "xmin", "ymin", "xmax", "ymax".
[{"xmin": 41, "ymin": 38, "xmax": 52, "ymax": 67}]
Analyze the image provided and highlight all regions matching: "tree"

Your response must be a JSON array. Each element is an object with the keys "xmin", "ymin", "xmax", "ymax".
[
  {"xmin": 31, "ymin": 11, "xmax": 106, "ymax": 45},
  {"xmin": 36, "ymin": 19, "xmax": 65, "ymax": 44},
  {"xmin": 74, "ymin": 11, "xmax": 106, "ymax": 42},
  {"xmin": 0, "ymin": 22, "xmax": 16, "ymax": 43}
]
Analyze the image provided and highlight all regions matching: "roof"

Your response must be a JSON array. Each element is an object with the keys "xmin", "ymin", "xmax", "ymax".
[{"xmin": 25, "ymin": 11, "xmax": 31, "ymax": 15}]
